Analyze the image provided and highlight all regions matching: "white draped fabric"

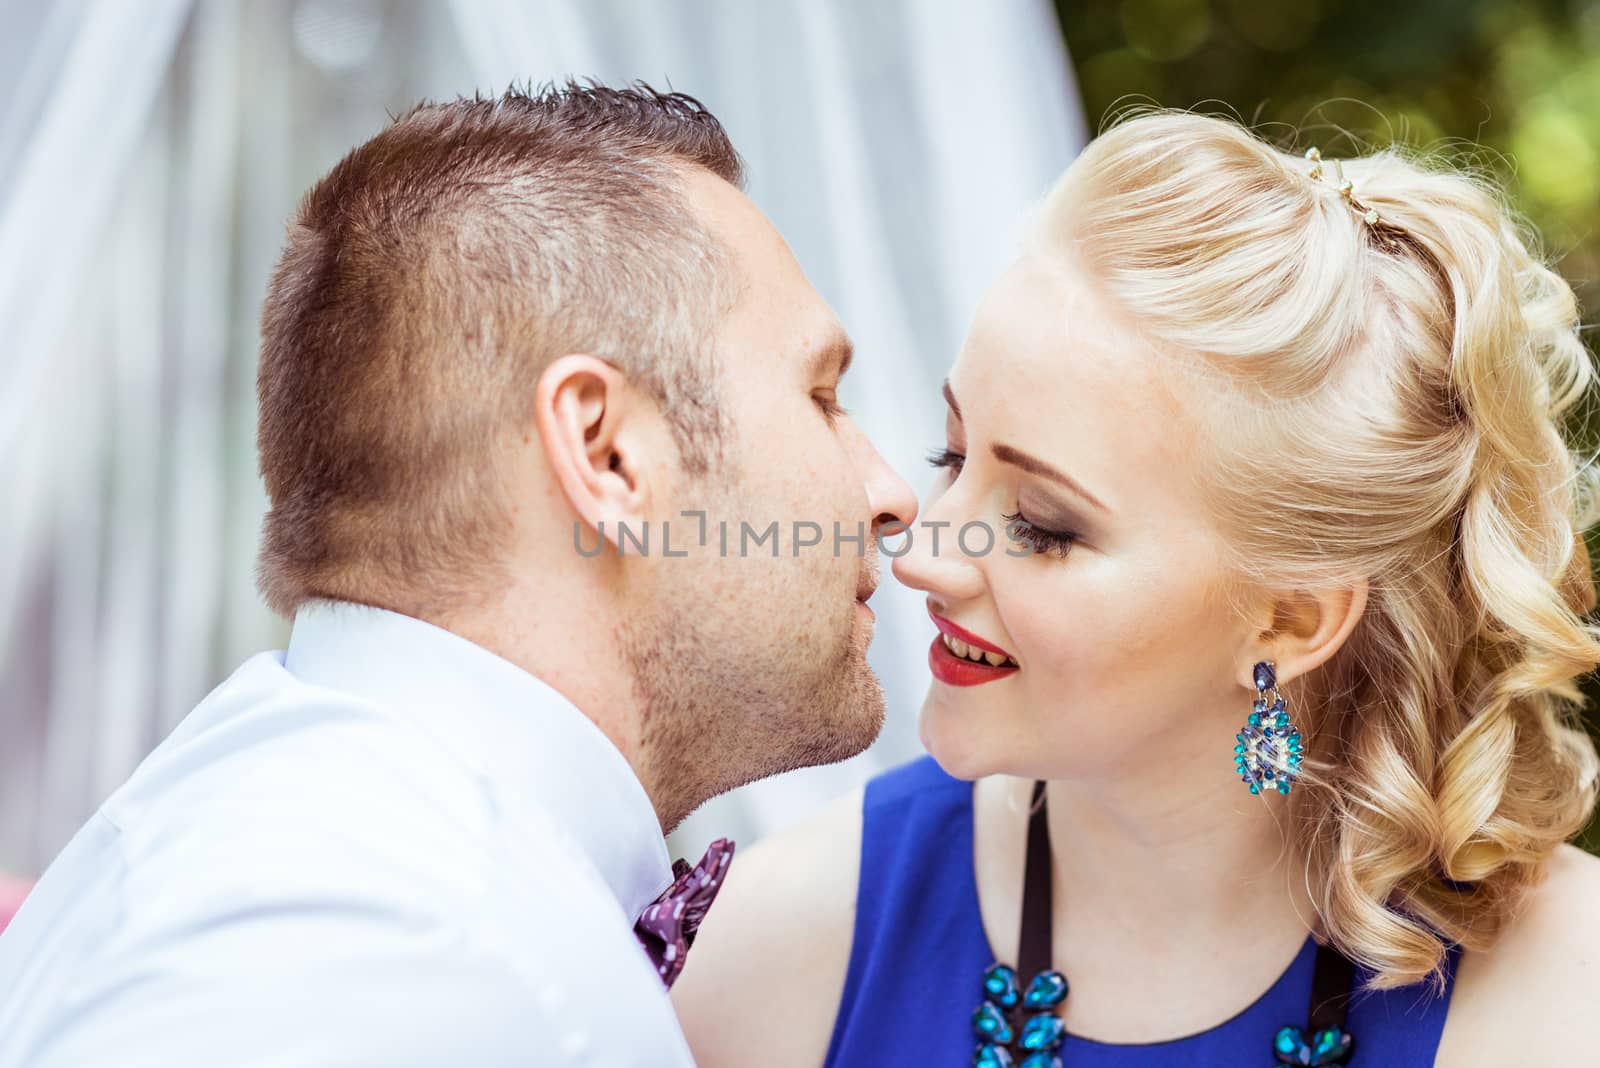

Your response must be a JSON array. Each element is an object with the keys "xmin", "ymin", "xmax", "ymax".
[{"xmin": 0, "ymin": 0, "xmax": 1084, "ymax": 874}]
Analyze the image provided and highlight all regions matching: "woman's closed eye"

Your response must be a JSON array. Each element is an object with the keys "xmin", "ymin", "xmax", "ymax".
[
  {"xmin": 1001, "ymin": 510, "xmax": 1078, "ymax": 558},
  {"xmin": 927, "ymin": 447, "xmax": 1079, "ymax": 558}
]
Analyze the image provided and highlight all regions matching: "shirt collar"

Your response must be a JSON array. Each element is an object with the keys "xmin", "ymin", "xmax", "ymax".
[{"xmin": 282, "ymin": 598, "xmax": 673, "ymax": 922}]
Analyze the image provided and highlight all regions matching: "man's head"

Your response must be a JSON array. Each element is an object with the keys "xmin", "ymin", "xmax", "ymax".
[
  {"xmin": 257, "ymin": 83, "xmax": 741, "ymax": 618},
  {"xmin": 256, "ymin": 84, "xmax": 915, "ymax": 829}
]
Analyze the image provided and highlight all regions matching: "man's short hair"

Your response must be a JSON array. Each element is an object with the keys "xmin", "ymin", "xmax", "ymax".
[{"xmin": 255, "ymin": 82, "xmax": 745, "ymax": 619}]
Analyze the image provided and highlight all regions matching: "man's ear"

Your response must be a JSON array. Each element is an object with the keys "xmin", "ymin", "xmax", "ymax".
[
  {"xmin": 534, "ymin": 355, "xmax": 656, "ymax": 545},
  {"xmin": 1241, "ymin": 576, "xmax": 1370, "ymax": 690}
]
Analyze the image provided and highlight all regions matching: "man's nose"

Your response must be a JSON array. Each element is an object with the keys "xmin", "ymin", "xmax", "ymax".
[{"xmin": 858, "ymin": 434, "xmax": 918, "ymax": 536}]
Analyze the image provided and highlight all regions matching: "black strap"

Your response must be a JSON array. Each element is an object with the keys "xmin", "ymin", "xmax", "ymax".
[
  {"xmin": 1307, "ymin": 936, "xmax": 1355, "ymax": 1032},
  {"xmin": 1014, "ymin": 779, "xmax": 1354, "ymax": 1043},
  {"xmin": 1016, "ymin": 779, "xmax": 1053, "ymax": 986}
]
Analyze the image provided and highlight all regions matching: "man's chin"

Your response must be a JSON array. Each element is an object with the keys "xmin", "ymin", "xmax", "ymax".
[
  {"xmin": 630, "ymin": 615, "xmax": 886, "ymax": 814},
  {"xmin": 746, "ymin": 660, "xmax": 885, "ymax": 779},
  {"xmin": 694, "ymin": 691, "xmax": 884, "ymax": 804},
  {"xmin": 811, "ymin": 663, "xmax": 886, "ymax": 764},
  {"xmin": 822, "ymin": 706, "xmax": 884, "ymax": 766}
]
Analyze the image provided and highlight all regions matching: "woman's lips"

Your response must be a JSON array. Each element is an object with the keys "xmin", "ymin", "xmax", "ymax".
[
  {"xmin": 928, "ymin": 635, "xmax": 1019, "ymax": 686},
  {"xmin": 929, "ymin": 611, "xmax": 1013, "ymax": 657},
  {"xmin": 927, "ymin": 611, "xmax": 1019, "ymax": 686}
]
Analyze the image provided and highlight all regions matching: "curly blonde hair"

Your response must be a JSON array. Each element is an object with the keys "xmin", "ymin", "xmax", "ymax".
[{"xmin": 1037, "ymin": 110, "xmax": 1600, "ymax": 991}]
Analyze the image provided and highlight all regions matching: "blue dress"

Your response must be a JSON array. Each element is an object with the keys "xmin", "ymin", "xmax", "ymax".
[{"xmin": 823, "ymin": 757, "xmax": 1459, "ymax": 1067}]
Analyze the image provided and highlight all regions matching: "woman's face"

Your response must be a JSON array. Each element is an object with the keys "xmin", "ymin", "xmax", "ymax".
[{"xmin": 892, "ymin": 252, "xmax": 1256, "ymax": 783}]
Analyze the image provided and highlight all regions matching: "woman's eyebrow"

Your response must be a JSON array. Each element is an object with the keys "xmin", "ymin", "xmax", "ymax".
[
  {"xmin": 991, "ymin": 442, "xmax": 1111, "ymax": 515},
  {"xmin": 944, "ymin": 379, "xmax": 1111, "ymax": 515}
]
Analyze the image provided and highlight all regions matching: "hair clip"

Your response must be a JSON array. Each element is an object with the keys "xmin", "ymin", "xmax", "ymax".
[
  {"xmin": 1302, "ymin": 146, "xmax": 1403, "ymax": 250},
  {"xmin": 1304, "ymin": 146, "xmax": 1324, "ymax": 181}
]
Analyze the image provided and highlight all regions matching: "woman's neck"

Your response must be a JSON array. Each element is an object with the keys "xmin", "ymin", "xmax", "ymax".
[
  {"xmin": 974, "ymin": 765, "xmax": 1319, "ymax": 1042},
  {"xmin": 1047, "ymin": 766, "xmax": 1313, "ymax": 942}
]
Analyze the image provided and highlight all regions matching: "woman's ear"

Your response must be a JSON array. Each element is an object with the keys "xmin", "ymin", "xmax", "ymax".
[
  {"xmin": 534, "ymin": 355, "xmax": 655, "ymax": 547},
  {"xmin": 1241, "ymin": 576, "xmax": 1370, "ymax": 689}
]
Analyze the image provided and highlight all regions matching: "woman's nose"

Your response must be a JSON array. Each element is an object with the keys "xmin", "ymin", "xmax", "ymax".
[{"xmin": 889, "ymin": 486, "xmax": 986, "ymax": 603}]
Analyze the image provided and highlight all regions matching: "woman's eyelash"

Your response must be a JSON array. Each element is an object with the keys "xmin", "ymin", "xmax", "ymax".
[
  {"xmin": 926, "ymin": 447, "xmax": 964, "ymax": 472},
  {"xmin": 1001, "ymin": 510, "xmax": 1078, "ymax": 558}
]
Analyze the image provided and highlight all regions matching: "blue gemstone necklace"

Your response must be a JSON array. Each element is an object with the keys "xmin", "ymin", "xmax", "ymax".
[{"xmin": 970, "ymin": 780, "xmax": 1358, "ymax": 1067}]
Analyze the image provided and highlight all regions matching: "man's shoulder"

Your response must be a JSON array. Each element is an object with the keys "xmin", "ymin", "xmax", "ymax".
[
  {"xmin": 77, "ymin": 656, "xmax": 521, "ymax": 930},
  {"xmin": 116, "ymin": 652, "xmax": 496, "ymax": 827},
  {"xmin": 1, "ymin": 664, "xmax": 693, "ymax": 1068},
  {"xmin": 3, "ymin": 859, "xmax": 690, "ymax": 1068},
  {"xmin": 101, "ymin": 647, "xmax": 670, "ymax": 932}
]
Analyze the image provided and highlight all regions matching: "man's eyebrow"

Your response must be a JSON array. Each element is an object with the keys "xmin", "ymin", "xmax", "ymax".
[
  {"xmin": 807, "ymin": 330, "xmax": 854, "ymax": 381},
  {"xmin": 991, "ymin": 443, "xmax": 1111, "ymax": 515}
]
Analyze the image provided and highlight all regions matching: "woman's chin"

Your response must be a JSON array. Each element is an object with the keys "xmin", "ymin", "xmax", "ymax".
[{"xmin": 917, "ymin": 696, "xmax": 996, "ymax": 781}]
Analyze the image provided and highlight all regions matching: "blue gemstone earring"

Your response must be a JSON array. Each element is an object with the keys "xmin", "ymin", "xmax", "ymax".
[{"xmin": 1235, "ymin": 660, "xmax": 1303, "ymax": 796}]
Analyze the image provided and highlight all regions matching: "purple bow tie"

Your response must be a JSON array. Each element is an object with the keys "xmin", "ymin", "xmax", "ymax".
[{"xmin": 634, "ymin": 838, "xmax": 735, "ymax": 988}]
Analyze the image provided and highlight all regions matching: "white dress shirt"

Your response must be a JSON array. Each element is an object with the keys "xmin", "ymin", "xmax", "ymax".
[{"xmin": 0, "ymin": 600, "xmax": 697, "ymax": 1067}]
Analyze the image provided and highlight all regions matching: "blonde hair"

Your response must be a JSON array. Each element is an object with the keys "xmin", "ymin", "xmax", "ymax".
[{"xmin": 1039, "ymin": 110, "xmax": 1600, "ymax": 990}]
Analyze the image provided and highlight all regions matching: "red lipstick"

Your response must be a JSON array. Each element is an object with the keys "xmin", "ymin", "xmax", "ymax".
[{"xmin": 927, "ymin": 609, "xmax": 1019, "ymax": 687}]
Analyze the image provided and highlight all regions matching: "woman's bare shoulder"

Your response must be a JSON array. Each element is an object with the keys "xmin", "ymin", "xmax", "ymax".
[
  {"xmin": 1438, "ymin": 843, "xmax": 1600, "ymax": 1064},
  {"xmin": 670, "ymin": 786, "xmax": 866, "ymax": 1068}
]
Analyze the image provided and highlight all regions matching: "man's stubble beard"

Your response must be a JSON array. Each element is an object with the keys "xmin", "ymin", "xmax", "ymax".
[{"xmin": 623, "ymin": 562, "xmax": 886, "ymax": 834}]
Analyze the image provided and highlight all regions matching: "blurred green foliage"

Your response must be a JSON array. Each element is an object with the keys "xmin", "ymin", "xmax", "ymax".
[{"xmin": 1058, "ymin": 0, "xmax": 1600, "ymax": 851}]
